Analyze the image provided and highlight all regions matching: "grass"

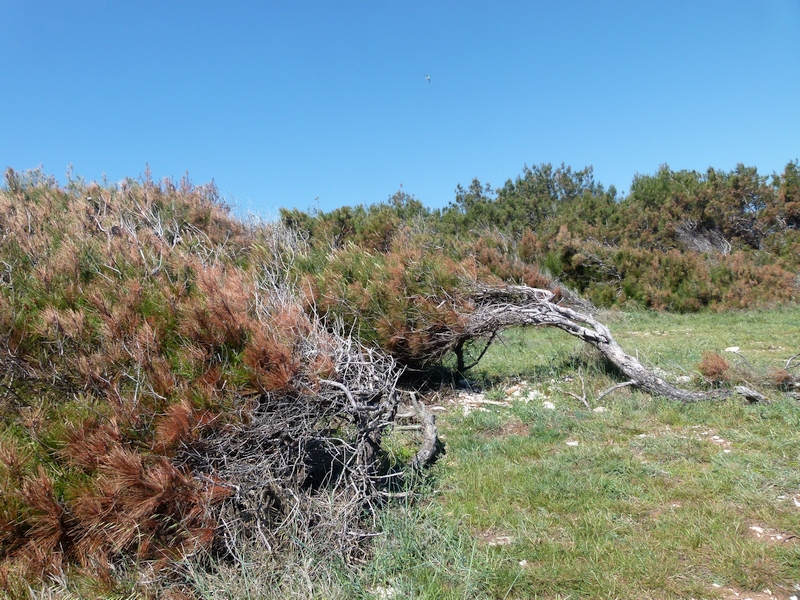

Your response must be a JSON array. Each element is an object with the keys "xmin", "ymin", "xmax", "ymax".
[{"xmin": 358, "ymin": 306, "xmax": 800, "ymax": 599}]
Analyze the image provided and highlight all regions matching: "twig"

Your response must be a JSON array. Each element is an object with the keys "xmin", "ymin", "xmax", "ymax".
[
  {"xmin": 595, "ymin": 380, "xmax": 636, "ymax": 402},
  {"xmin": 557, "ymin": 368, "xmax": 590, "ymax": 408},
  {"xmin": 460, "ymin": 332, "xmax": 498, "ymax": 371},
  {"xmin": 729, "ymin": 349, "xmax": 755, "ymax": 371},
  {"xmin": 319, "ymin": 378, "xmax": 358, "ymax": 409}
]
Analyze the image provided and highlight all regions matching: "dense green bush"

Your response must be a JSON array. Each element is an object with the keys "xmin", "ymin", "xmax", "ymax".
[{"xmin": 284, "ymin": 160, "xmax": 799, "ymax": 318}]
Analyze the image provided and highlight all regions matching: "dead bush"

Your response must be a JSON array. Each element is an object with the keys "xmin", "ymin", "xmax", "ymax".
[{"xmin": 697, "ymin": 351, "xmax": 731, "ymax": 384}]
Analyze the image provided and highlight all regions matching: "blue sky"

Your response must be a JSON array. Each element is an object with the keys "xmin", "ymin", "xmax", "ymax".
[{"xmin": 2, "ymin": 1, "xmax": 798, "ymax": 216}]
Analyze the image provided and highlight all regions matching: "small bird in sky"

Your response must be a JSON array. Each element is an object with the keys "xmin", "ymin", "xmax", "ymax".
[{"xmin": 425, "ymin": 74, "xmax": 430, "ymax": 83}]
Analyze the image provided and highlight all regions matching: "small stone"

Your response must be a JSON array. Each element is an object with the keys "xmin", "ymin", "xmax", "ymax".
[
  {"xmin": 543, "ymin": 401, "xmax": 555, "ymax": 410},
  {"xmin": 724, "ymin": 449, "xmax": 732, "ymax": 453},
  {"xmin": 749, "ymin": 526, "xmax": 764, "ymax": 535},
  {"xmin": 725, "ymin": 346, "xmax": 740, "ymax": 353},
  {"xmin": 566, "ymin": 440, "xmax": 579, "ymax": 447},
  {"xmin": 519, "ymin": 559, "xmax": 528, "ymax": 567},
  {"xmin": 593, "ymin": 406, "xmax": 607, "ymax": 413},
  {"xmin": 372, "ymin": 586, "xmax": 397, "ymax": 599},
  {"xmin": 487, "ymin": 535, "xmax": 514, "ymax": 546}
]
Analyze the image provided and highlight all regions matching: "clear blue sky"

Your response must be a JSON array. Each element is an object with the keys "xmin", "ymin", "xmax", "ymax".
[{"xmin": 2, "ymin": 1, "xmax": 799, "ymax": 216}]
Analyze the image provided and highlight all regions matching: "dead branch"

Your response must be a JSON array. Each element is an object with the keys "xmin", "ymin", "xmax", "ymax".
[
  {"xmin": 454, "ymin": 332, "xmax": 497, "ymax": 372},
  {"xmin": 595, "ymin": 380, "xmax": 636, "ymax": 402},
  {"xmin": 454, "ymin": 284, "xmax": 765, "ymax": 403},
  {"xmin": 176, "ymin": 295, "xmax": 404, "ymax": 563},
  {"xmin": 408, "ymin": 392, "xmax": 441, "ymax": 469},
  {"xmin": 557, "ymin": 368, "xmax": 590, "ymax": 408}
]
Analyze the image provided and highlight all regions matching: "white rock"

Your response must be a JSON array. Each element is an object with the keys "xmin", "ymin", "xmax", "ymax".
[
  {"xmin": 593, "ymin": 406, "xmax": 607, "ymax": 413},
  {"xmin": 543, "ymin": 401, "xmax": 555, "ymax": 410},
  {"xmin": 725, "ymin": 346, "xmax": 740, "ymax": 353},
  {"xmin": 372, "ymin": 586, "xmax": 397, "ymax": 599},
  {"xmin": 519, "ymin": 559, "xmax": 528, "ymax": 567},
  {"xmin": 566, "ymin": 440, "xmax": 579, "ymax": 447}
]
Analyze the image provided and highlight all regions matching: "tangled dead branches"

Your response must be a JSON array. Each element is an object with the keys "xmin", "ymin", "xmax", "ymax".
[{"xmin": 178, "ymin": 326, "xmax": 404, "ymax": 563}]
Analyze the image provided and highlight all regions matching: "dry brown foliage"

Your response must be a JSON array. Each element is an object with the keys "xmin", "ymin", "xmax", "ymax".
[
  {"xmin": 0, "ymin": 170, "xmax": 406, "ymax": 593},
  {"xmin": 768, "ymin": 367, "xmax": 797, "ymax": 390},
  {"xmin": 697, "ymin": 351, "xmax": 732, "ymax": 384}
]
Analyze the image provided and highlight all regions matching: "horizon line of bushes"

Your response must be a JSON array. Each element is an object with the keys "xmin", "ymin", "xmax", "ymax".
[{"xmin": 281, "ymin": 160, "xmax": 800, "ymax": 312}]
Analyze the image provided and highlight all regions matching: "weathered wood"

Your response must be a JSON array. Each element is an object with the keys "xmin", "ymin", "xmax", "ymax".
[
  {"xmin": 461, "ymin": 285, "xmax": 764, "ymax": 403},
  {"xmin": 408, "ymin": 392, "xmax": 441, "ymax": 469}
]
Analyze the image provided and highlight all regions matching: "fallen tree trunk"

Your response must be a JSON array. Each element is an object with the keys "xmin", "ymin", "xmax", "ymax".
[{"xmin": 460, "ymin": 285, "xmax": 764, "ymax": 403}]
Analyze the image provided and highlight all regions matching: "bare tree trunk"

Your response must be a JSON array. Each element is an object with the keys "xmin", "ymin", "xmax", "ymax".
[{"xmin": 462, "ymin": 285, "xmax": 763, "ymax": 403}]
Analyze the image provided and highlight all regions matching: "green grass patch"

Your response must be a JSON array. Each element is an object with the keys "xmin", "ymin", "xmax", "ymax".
[{"xmin": 364, "ymin": 307, "xmax": 800, "ymax": 599}]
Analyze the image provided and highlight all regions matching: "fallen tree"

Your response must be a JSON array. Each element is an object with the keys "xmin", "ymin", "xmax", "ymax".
[
  {"xmin": 456, "ymin": 284, "xmax": 765, "ymax": 403},
  {"xmin": 307, "ymin": 235, "xmax": 767, "ymax": 404},
  {"xmin": 389, "ymin": 283, "xmax": 772, "ymax": 476}
]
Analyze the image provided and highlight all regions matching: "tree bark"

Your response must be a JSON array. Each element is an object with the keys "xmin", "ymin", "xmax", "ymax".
[{"xmin": 408, "ymin": 392, "xmax": 442, "ymax": 469}]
